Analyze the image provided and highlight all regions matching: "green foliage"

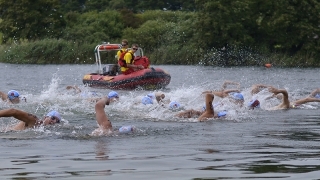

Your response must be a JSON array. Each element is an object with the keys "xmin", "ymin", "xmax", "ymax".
[
  {"xmin": 60, "ymin": 0, "xmax": 86, "ymax": 13},
  {"xmin": 108, "ymin": 0, "xmax": 126, "ymax": 10},
  {"xmin": 0, "ymin": 0, "xmax": 66, "ymax": 42},
  {"xmin": 195, "ymin": 0, "xmax": 256, "ymax": 48},
  {"xmin": 134, "ymin": 0, "xmax": 195, "ymax": 11},
  {"xmin": 0, "ymin": 0, "xmax": 320, "ymax": 67},
  {"xmin": 255, "ymin": 0, "xmax": 320, "ymax": 54},
  {"xmin": 137, "ymin": 10, "xmax": 194, "ymax": 23},
  {"xmin": 60, "ymin": 0, "xmax": 196, "ymax": 13},
  {"xmin": 119, "ymin": 9, "xmax": 143, "ymax": 29},
  {"xmin": 62, "ymin": 10, "xmax": 124, "ymax": 43},
  {"xmin": 123, "ymin": 10, "xmax": 201, "ymax": 64}
]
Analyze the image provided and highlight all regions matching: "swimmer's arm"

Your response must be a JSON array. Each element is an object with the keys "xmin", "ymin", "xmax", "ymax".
[
  {"xmin": 293, "ymin": 97, "xmax": 320, "ymax": 105},
  {"xmin": 222, "ymin": 80, "xmax": 240, "ymax": 90},
  {"xmin": 254, "ymin": 84, "xmax": 270, "ymax": 88},
  {"xmin": 87, "ymin": 97, "xmax": 100, "ymax": 103},
  {"xmin": 201, "ymin": 90, "xmax": 213, "ymax": 95},
  {"xmin": 198, "ymin": 93, "xmax": 215, "ymax": 121},
  {"xmin": 309, "ymin": 88, "xmax": 320, "ymax": 97},
  {"xmin": 268, "ymin": 87, "xmax": 290, "ymax": 108},
  {"xmin": 95, "ymin": 97, "xmax": 112, "ymax": 130},
  {"xmin": 224, "ymin": 89, "xmax": 240, "ymax": 93},
  {"xmin": 210, "ymin": 91, "xmax": 225, "ymax": 98},
  {"xmin": 175, "ymin": 109, "xmax": 202, "ymax": 118},
  {"xmin": 223, "ymin": 89, "xmax": 240, "ymax": 96},
  {"xmin": 205, "ymin": 89, "xmax": 238, "ymax": 98},
  {"xmin": 66, "ymin": 85, "xmax": 81, "ymax": 93},
  {"xmin": 251, "ymin": 84, "xmax": 270, "ymax": 95},
  {"xmin": 0, "ymin": 108, "xmax": 38, "ymax": 126},
  {"xmin": 0, "ymin": 91, "xmax": 7, "ymax": 101},
  {"xmin": 265, "ymin": 93, "xmax": 283, "ymax": 100}
]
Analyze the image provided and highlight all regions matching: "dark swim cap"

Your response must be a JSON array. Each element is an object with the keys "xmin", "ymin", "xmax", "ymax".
[{"xmin": 248, "ymin": 99, "xmax": 260, "ymax": 109}]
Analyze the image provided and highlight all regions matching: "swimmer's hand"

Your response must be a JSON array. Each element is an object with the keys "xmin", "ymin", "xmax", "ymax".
[
  {"xmin": 66, "ymin": 86, "xmax": 73, "ymax": 90},
  {"xmin": 21, "ymin": 97, "xmax": 27, "ymax": 102}
]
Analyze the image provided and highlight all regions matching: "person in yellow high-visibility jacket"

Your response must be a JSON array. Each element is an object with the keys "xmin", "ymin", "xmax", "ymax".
[{"xmin": 119, "ymin": 44, "xmax": 144, "ymax": 75}]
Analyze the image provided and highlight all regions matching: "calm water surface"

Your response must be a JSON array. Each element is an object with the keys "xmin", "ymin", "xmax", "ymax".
[{"xmin": 0, "ymin": 63, "xmax": 320, "ymax": 180}]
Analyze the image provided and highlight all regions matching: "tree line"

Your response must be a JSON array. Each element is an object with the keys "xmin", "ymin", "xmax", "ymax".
[{"xmin": 0, "ymin": 0, "xmax": 319, "ymax": 67}]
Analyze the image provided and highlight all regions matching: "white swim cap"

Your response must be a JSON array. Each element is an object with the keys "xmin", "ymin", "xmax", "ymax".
[
  {"xmin": 169, "ymin": 101, "xmax": 181, "ymax": 109},
  {"xmin": 119, "ymin": 125, "xmax": 134, "ymax": 133},
  {"xmin": 108, "ymin": 91, "xmax": 119, "ymax": 99},
  {"xmin": 142, "ymin": 96, "xmax": 153, "ymax": 105},
  {"xmin": 217, "ymin": 111, "xmax": 227, "ymax": 118},
  {"xmin": 46, "ymin": 110, "xmax": 61, "ymax": 123},
  {"xmin": 7, "ymin": 90, "xmax": 20, "ymax": 100}
]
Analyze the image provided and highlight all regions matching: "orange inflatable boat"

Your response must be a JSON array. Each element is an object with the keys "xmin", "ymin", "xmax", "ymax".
[{"xmin": 82, "ymin": 43, "xmax": 171, "ymax": 90}]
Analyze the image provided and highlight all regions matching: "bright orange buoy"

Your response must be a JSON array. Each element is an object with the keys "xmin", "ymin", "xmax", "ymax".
[{"xmin": 265, "ymin": 63, "xmax": 272, "ymax": 68}]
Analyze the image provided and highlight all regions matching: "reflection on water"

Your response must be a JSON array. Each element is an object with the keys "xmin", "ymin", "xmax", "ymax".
[
  {"xmin": 1, "ymin": 64, "xmax": 320, "ymax": 179},
  {"xmin": 247, "ymin": 162, "xmax": 320, "ymax": 174},
  {"xmin": 95, "ymin": 139, "xmax": 110, "ymax": 160}
]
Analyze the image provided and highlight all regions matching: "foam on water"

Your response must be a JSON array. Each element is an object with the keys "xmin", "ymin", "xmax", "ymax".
[
  {"xmin": 1, "ymin": 73, "xmax": 319, "ymax": 137},
  {"xmin": 11, "ymin": 77, "xmax": 320, "ymax": 119}
]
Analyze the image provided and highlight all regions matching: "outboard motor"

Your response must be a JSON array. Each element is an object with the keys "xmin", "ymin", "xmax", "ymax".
[{"xmin": 103, "ymin": 64, "xmax": 119, "ymax": 76}]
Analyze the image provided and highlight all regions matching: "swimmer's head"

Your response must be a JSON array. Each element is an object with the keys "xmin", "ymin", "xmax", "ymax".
[
  {"xmin": 119, "ymin": 125, "xmax": 134, "ymax": 134},
  {"xmin": 315, "ymin": 94, "xmax": 320, "ymax": 99},
  {"xmin": 45, "ymin": 110, "xmax": 61, "ymax": 123},
  {"xmin": 7, "ymin": 90, "xmax": 20, "ymax": 100},
  {"xmin": 231, "ymin": 93, "xmax": 244, "ymax": 101},
  {"xmin": 169, "ymin": 101, "xmax": 181, "ymax": 109},
  {"xmin": 217, "ymin": 111, "xmax": 227, "ymax": 118},
  {"xmin": 147, "ymin": 93, "xmax": 155, "ymax": 99},
  {"xmin": 142, "ymin": 96, "xmax": 153, "ymax": 105},
  {"xmin": 247, "ymin": 99, "xmax": 260, "ymax": 109},
  {"xmin": 155, "ymin": 92, "xmax": 165, "ymax": 99},
  {"xmin": 108, "ymin": 91, "xmax": 119, "ymax": 99}
]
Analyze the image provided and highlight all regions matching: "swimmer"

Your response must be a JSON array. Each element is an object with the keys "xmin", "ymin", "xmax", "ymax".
[
  {"xmin": 228, "ymin": 92, "xmax": 245, "ymax": 107},
  {"xmin": 202, "ymin": 89, "xmax": 241, "ymax": 98},
  {"xmin": 202, "ymin": 81, "xmax": 243, "ymax": 105},
  {"xmin": 198, "ymin": 93, "xmax": 215, "ymax": 121},
  {"xmin": 0, "ymin": 108, "xmax": 61, "ymax": 130},
  {"xmin": 268, "ymin": 87, "xmax": 320, "ymax": 110},
  {"xmin": 175, "ymin": 93, "xmax": 227, "ymax": 121},
  {"xmin": 66, "ymin": 85, "xmax": 100, "ymax": 100},
  {"xmin": 142, "ymin": 91, "xmax": 168, "ymax": 105},
  {"xmin": 250, "ymin": 84, "xmax": 283, "ymax": 100},
  {"xmin": 0, "ymin": 90, "xmax": 26, "ymax": 104},
  {"xmin": 175, "ymin": 109, "xmax": 203, "ymax": 118},
  {"xmin": 66, "ymin": 85, "xmax": 119, "ymax": 103},
  {"xmin": 308, "ymin": 88, "xmax": 320, "ymax": 98},
  {"xmin": 66, "ymin": 85, "xmax": 82, "ymax": 94},
  {"xmin": 91, "ymin": 91, "xmax": 120, "ymax": 136},
  {"xmin": 291, "ymin": 88, "xmax": 320, "ymax": 108},
  {"xmin": 169, "ymin": 101, "xmax": 181, "ymax": 110},
  {"xmin": 210, "ymin": 90, "xmax": 244, "ymax": 107}
]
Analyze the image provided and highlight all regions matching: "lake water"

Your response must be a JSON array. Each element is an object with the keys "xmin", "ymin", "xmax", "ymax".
[{"xmin": 0, "ymin": 63, "xmax": 320, "ymax": 180}]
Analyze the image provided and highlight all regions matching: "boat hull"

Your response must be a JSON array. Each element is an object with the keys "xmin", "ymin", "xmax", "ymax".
[{"xmin": 83, "ymin": 68, "xmax": 171, "ymax": 90}]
